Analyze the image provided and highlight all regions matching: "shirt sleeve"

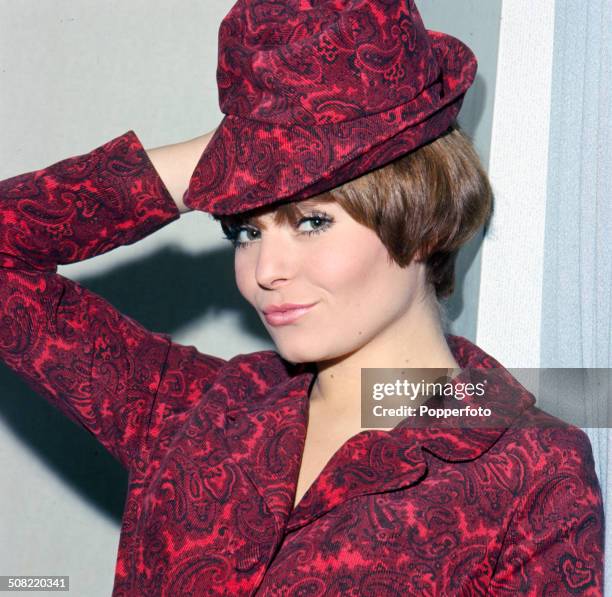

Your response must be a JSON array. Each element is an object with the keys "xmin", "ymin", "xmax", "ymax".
[
  {"xmin": 489, "ymin": 425, "xmax": 605, "ymax": 596},
  {"xmin": 0, "ymin": 130, "xmax": 227, "ymax": 471}
]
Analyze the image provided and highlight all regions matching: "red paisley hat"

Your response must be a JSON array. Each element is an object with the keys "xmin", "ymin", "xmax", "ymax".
[{"xmin": 183, "ymin": 0, "xmax": 477, "ymax": 216}]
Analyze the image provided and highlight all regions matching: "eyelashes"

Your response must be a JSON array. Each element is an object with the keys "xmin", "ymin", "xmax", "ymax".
[{"xmin": 221, "ymin": 211, "xmax": 335, "ymax": 250}]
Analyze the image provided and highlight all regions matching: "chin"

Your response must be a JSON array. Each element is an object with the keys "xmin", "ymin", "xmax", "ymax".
[
  {"xmin": 274, "ymin": 339, "xmax": 351, "ymax": 367},
  {"xmin": 275, "ymin": 347, "xmax": 316, "ymax": 366},
  {"xmin": 272, "ymin": 339, "xmax": 323, "ymax": 366}
]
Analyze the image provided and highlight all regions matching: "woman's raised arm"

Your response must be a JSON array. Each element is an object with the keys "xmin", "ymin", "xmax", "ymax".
[
  {"xmin": 145, "ymin": 128, "xmax": 217, "ymax": 214},
  {"xmin": 0, "ymin": 130, "xmax": 227, "ymax": 471}
]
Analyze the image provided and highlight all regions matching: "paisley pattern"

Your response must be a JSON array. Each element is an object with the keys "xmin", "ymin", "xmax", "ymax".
[
  {"xmin": 0, "ymin": 131, "xmax": 604, "ymax": 595},
  {"xmin": 183, "ymin": 0, "xmax": 478, "ymax": 215}
]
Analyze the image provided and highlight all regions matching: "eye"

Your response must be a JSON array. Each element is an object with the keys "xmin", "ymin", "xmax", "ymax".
[
  {"xmin": 234, "ymin": 226, "xmax": 259, "ymax": 244},
  {"xmin": 297, "ymin": 213, "xmax": 334, "ymax": 234},
  {"xmin": 221, "ymin": 224, "xmax": 259, "ymax": 249}
]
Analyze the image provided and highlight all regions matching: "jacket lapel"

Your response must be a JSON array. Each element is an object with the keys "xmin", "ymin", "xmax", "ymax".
[
  {"xmin": 286, "ymin": 426, "xmax": 429, "ymax": 531},
  {"xmin": 222, "ymin": 353, "xmax": 314, "ymax": 530},
  {"xmin": 286, "ymin": 360, "xmax": 536, "ymax": 531},
  {"xmin": 221, "ymin": 336, "xmax": 537, "ymax": 535}
]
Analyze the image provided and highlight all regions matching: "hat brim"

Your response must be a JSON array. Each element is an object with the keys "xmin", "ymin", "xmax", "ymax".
[{"xmin": 184, "ymin": 31, "xmax": 477, "ymax": 216}]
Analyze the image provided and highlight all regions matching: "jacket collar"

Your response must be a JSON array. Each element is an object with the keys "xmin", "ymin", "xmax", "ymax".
[
  {"xmin": 407, "ymin": 334, "xmax": 536, "ymax": 462},
  {"xmin": 221, "ymin": 335, "xmax": 535, "ymax": 533}
]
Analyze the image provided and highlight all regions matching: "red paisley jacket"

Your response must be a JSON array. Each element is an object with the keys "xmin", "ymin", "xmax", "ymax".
[{"xmin": 0, "ymin": 131, "xmax": 604, "ymax": 596}]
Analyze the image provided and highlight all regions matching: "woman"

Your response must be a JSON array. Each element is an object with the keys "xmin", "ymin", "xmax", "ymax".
[{"xmin": 0, "ymin": 0, "xmax": 604, "ymax": 595}]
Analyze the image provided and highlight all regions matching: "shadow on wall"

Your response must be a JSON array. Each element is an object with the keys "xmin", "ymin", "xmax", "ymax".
[
  {"xmin": 444, "ymin": 232, "xmax": 485, "ymax": 325},
  {"xmin": 0, "ymin": 75, "xmax": 491, "ymax": 526},
  {"xmin": 442, "ymin": 73, "xmax": 491, "ymax": 328}
]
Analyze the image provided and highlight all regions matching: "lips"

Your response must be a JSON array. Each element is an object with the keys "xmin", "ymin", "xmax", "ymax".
[{"xmin": 262, "ymin": 303, "xmax": 317, "ymax": 326}]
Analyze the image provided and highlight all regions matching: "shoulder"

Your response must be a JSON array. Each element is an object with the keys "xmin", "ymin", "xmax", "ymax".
[
  {"xmin": 501, "ymin": 405, "xmax": 598, "ymax": 480},
  {"xmin": 493, "ymin": 405, "xmax": 603, "ymax": 531}
]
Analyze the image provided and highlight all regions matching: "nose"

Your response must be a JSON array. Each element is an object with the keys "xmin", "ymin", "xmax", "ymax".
[{"xmin": 254, "ymin": 231, "xmax": 298, "ymax": 289}]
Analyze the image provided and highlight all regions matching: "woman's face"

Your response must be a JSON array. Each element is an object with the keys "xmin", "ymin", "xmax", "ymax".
[{"xmin": 231, "ymin": 198, "xmax": 425, "ymax": 364}]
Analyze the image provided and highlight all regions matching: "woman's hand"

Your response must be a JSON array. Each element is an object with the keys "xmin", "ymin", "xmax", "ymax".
[{"xmin": 146, "ymin": 127, "xmax": 218, "ymax": 214}]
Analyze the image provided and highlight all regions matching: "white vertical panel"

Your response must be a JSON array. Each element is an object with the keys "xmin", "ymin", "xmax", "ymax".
[{"xmin": 476, "ymin": 0, "xmax": 556, "ymax": 367}]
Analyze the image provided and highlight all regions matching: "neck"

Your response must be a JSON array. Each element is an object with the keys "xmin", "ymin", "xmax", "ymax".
[{"xmin": 309, "ymin": 292, "xmax": 460, "ymax": 430}]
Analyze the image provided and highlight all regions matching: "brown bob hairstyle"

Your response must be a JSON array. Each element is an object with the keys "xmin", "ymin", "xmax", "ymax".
[{"xmin": 217, "ymin": 123, "xmax": 493, "ymax": 300}]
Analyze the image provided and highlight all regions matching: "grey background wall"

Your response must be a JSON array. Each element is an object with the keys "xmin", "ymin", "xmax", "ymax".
[
  {"xmin": 416, "ymin": 0, "xmax": 502, "ymax": 340},
  {"xmin": 0, "ymin": 2, "xmax": 502, "ymax": 595}
]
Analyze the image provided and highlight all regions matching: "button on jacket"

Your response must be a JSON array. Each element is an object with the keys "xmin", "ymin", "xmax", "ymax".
[{"xmin": 0, "ymin": 131, "xmax": 604, "ymax": 596}]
